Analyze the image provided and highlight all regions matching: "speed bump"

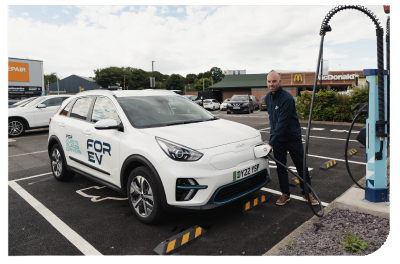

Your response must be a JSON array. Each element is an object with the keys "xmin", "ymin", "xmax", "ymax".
[
  {"xmin": 153, "ymin": 225, "xmax": 206, "ymax": 255},
  {"xmin": 347, "ymin": 149, "xmax": 358, "ymax": 156},
  {"xmin": 240, "ymin": 195, "xmax": 268, "ymax": 213},
  {"xmin": 289, "ymin": 177, "xmax": 300, "ymax": 186},
  {"xmin": 319, "ymin": 159, "xmax": 337, "ymax": 170}
]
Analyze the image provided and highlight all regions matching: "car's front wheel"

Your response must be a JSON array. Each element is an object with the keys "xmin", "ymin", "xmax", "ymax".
[
  {"xmin": 51, "ymin": 144, "xmax": 75, "ymax": 181},
  {"xmin": 8, "ymin": 118, "xmax": 25, "ymax": 137},
  {"xmin": 127, "ymin": 166, "xmax": 163, "ymax": 224}
]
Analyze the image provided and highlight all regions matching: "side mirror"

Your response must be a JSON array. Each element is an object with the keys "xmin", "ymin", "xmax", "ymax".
[
  {"xmin": 37, "ymin": 104, "xmax": 46, "ymax": 109},
  {"xmin": 94, "ymin": 119, "xmax": 120, "ymax": 130}
]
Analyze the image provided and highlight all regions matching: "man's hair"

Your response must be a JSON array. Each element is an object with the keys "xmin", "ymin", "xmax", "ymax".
[{"xmin": 268, "ymin": 70, "xmax": 280, "ymax": 81}]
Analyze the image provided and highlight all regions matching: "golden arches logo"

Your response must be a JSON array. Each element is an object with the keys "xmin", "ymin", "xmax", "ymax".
[{"xmin": 294, "ymin": 74, "xmax": 303, "ymax": 82}]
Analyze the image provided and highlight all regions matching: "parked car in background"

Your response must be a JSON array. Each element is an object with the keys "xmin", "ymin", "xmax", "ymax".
[
  {"xmin": 260, "ymin": 95, "xmax": 268, "ymax": 111},
  {"xmin": 203, "ymin": 99, "xmax": 220, "ymax": 111},
  {"xmin": 226, "ymin": 94, "xmax": 255, "ymax": 114},
  {"xmin": 8, "ymin": 95, "xmax": 71, "ymax": 137},
  {"xmin": 250, "ymin": 95, "xmax": 260, "ymax": 110},
  {"xmin": 182, "ymin": 94, "xmax": 204, "ymax": 107},
  {"xmin": 9, "ymin": 97, "xmax": 38, "ymax": 108},
  {"xmin": 220, "ymin": 98, "xmax": 231, "ymax": 111}
]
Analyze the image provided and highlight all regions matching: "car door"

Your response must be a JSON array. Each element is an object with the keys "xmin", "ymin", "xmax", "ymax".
[
  {"xmin": 79, "ymin": 96, "xmax": 122, "ymax": 186},
  {"xmin": 33, "ymin": 97, "xmax": 68, "ymax": 127},
  {"xmin": 63, "ymin": 96, "xmax": 96, "ymax": 175}
]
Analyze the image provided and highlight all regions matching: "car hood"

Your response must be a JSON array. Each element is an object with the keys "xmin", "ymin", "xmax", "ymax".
[{"xmin": 140, "ymin": 119, "xmax": 260, "ymax": 150}]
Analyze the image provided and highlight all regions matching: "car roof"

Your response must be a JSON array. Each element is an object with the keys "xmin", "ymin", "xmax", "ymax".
[{"xmin": 76, "ymin": 89, "xmax": 178, "ymax": 98}]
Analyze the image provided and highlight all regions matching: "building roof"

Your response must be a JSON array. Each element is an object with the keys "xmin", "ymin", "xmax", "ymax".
[
  {"xmin": 208, "ymin": 73, "xmax": 269, "ymax": 89},
  {"xmin": 74, "ymin": 75, "xmax": 95, "ymax": 82}
]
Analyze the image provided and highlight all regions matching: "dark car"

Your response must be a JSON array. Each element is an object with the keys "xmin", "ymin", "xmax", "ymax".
[
  {"xmin": 226, "ymin": 94, "xmax": 255, "ymax": 114},
  {"xmin": 260, "ymin": 94, "xmax": 268, "ymax": 111},
  {"xmin": 182, "ymin": 94, "xmax": 204, "ymax": 107}
]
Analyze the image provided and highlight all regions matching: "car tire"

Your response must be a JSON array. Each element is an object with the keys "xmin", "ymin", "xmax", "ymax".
[
  {"xmin": 8, "ymin": 118, "xmax": 26, "ymax": 137},
  {"xmin": 227, "ymin": 111, "xmax": 231, "ymax": 114},
  {"xmin": 127, "ymin": 166, "xmax": 163, "ymax": 224},
  {"xmin": 50, "ymin": 144, "xmax": 75, "ymax": 181},
  {"xmin": 248, "ymin": 107, "xmax": 251, "ymax": 114}
]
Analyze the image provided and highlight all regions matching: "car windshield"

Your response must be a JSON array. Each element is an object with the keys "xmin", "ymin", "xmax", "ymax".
[
  {"xmin": 14, "ymin": 97, "xmax": 37, "ymax": 107},
  {"xmin": 203, "ymin": 99, "xmax": 212, "ymax": 103},
  {"xmin": 23, "ymin": 97, "xmax": 46, "ymax": 107},
  {"xmin": 223, "ymin": 99, "xmax": 230, "ymax": 103},
  {"xmin": 182, "ymin": 95, "xmax": 197, "ymax": 100},
  {"xmin": 117, "ymin": 95, "xmax": 216, "ymax": 128},
  {"xmin": 231, "ymin": 95, "xmax": 248, "ymax": 101}
]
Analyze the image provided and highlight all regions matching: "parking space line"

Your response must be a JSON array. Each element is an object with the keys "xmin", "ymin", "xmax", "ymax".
[
  {"xmin": 8, "ymin": 180, "xmax": 102, "ymax": 255},
  {"xmin": 13, "ymin": 172, "xmax": 53, "ymax": 182},
  {"xmin": 260, "ymin": 187, "xmax": 329, "ymax": 207},
  {"xmin": 9, "ymin": 150, "xmax": 47, "ymax": 157},
  {"xmin": 307, "ymin": 154, "xmax": 366, "ymax": 165}
]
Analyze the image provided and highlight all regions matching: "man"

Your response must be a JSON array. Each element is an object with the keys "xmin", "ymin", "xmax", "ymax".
[{"xmin": 265, "ymin": 70, "xmax": 318, "ymax": 206}]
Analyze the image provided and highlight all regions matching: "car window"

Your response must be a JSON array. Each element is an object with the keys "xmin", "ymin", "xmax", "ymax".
[
  {"xmin": 60, "ymin": 99, "xmax": 76, "ymax": 116},
  {"xmin": 70, "ymin": 97, "xmax": 94, "ymax": 121},
  {"xmin": 204, "ymin": 99, "xmax": 211, "ymax": 103},
  {"xmin": 118, "ymin": 95, "xmax": 214, "ymax": 128},
  {"xmin": 91, "ymin": 97, "xmax": 120, "ymax": 124},
  {"xmin": 42, "ymin": 97, "xmax": 67, "ymax": 107},
  {"xmin": 23, "ymin": 97, "xmax": 47, "ymax": 107}
]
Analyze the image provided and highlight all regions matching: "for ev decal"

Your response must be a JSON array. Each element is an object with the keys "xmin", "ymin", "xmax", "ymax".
[{"xmin": 87, "ymin": 139, "xmax": 111, "ymax": 165}]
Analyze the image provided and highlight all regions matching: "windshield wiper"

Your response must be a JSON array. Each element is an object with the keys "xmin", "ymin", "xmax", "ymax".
[{"xmin": 164, "ymin": 118, "xmax": 218, "ymax": 126}]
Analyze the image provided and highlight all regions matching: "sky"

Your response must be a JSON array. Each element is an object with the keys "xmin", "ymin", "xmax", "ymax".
[{"xmin": 6, "ymin": 1, "xmax": 393, "ymax": 80}]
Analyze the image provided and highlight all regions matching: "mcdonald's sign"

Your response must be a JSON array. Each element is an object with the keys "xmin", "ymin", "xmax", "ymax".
[{"xmin": 294, "ymin": 74, "xmax": 303, "ymax": 82}]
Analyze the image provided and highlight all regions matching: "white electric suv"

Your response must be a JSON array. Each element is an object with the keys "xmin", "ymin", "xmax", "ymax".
[{"xmin": 48, "ymin": 90, "xmax": 270, "ymax": 224}]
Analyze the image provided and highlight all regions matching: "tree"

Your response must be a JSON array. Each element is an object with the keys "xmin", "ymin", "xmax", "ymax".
[
  {"xmin": 166, "ymin": 74, "xmax": 184, "ymax": 91},
  {"xmin": 209, "ymin": 67, "xmax": 225, "ymax": 83},
  {"xmin": 93, "ymin": 67, "xmax": 127, "ymax": 88},
  {"xmin": 44, "ymin": 72, "xmax": 58, "ymax": 86},
  {"xmin": 193, "ymin": 78, "xmax": 211, "ymax": 91},
  {"xmin": 185, "ymin": 73, "xmax": 197, "ymax": 84}
]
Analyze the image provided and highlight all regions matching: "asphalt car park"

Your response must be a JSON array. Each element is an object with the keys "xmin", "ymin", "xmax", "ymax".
[{"xmin": 8, "ymin": 109, "xmax": 367, "ymax": 255}]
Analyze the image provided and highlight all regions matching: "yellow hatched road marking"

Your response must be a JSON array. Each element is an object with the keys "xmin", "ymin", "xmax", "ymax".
[
  {"xmin": 326, "ymin": 164, "xmax": 329, "ymax": 168},
  {"xmin": 334, "ymin": 160, "xmax": 337, "ymax": 164},
  {"xmin": 245, "ymin": 202, "xmax": 250, "ymax": 210},
  {"xmin": 330, "ymin": 161, "xmax": 333, "ymax": 166},
  {"xmin": 195, "ymin": 227, "xmax": 202, "ymax": 238},
  {"xmin": 166, "ymin": 240, "xmax": 176, "ymax": 253},
  {"xmin": 181, "ymin": 233, "xmax": 190, "ymax": 245},
  {"xmin": 261, "ymin": 195, "xmax": 265, "ymax": 202},
  {"xmin": 254, "ymin": 198, "xmax": 258, "ymax": 206}
]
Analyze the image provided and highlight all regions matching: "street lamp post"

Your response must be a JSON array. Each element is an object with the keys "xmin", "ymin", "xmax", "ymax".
[{"xmin": 152, "ymin": 61, "xmax": 155, "ymax": 88}]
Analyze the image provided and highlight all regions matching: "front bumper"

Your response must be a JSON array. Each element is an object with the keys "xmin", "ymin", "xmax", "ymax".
[
  {"xmin": 154, "ymin": 142, "xmax": 269, "ymax": 210},
  {"xmin": 227, "ymin": 106, "xmax": 250, "ymax": 113}
]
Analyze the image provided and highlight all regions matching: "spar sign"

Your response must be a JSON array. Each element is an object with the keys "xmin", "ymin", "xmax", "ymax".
[{"xmin": 9, "ymin": 62, "xmax": 30, "ymax": 82}]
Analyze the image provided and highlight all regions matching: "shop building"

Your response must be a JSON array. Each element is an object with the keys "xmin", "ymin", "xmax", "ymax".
[
  {"xmin": 187, "ymin": 70, "xmax": 364, "ymax": 103},
  {"xmin": 49, "ymin": 74, "xmax": 100, "ymax": 94}
]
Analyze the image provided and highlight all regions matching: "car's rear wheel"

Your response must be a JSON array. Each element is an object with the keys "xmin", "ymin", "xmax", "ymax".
[
  {"xmin": 127, "ymin": 166, "xmax": 163, "ymax": 224},
  {"xmin": 51, "ymin": 144, "xmax": 75, "ymax": 181},
  {"xmin": 8, "ymin": 118, "xmax": 25, "ymax": 137}
]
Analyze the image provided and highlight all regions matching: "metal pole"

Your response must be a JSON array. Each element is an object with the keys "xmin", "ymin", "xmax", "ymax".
[
  {"xmin": 152, "ymin": 61, "xmax": 155, "ymax": 88},
  {"xmin": 203, "ymin": 79, "xmax": 204, "ymax": 91},
  {"xmin": 57, "ymin": 78, "xmax": 59, "ymax": 95}
]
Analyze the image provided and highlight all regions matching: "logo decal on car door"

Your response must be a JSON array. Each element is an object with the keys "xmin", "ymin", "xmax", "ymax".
[{"xmin": 87, "ymin": 139, "xmax": 111, "ymax": 165}]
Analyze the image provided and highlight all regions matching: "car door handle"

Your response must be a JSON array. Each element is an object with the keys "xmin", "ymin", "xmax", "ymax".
[
  {"xmin": 59, "ymin": 122, "xmax": 65, "ymax": 127},
  {"xmin": 82, "ymin": 130, "xmax": 91, "ymax": 135}
]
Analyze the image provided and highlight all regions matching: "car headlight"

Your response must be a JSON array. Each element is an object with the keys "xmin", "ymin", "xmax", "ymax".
[
  {"xmin": 227, "ymin": 103, "xmax": 232, "ymax": 107},
  {"xmin": 156, "ymin": 137, "xmax": 203, "ymax": 161},
  {"xmin": 242, "ymin": 102, "xmax": 249, "ymax": 106}
]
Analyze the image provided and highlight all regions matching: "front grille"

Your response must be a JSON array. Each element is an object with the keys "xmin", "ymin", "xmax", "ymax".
[{"xmin": 213, "ymin": 170, "xmax": 268, "ymax": 203}]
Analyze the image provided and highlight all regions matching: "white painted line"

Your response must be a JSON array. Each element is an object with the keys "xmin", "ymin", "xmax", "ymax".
[
  {"xmin": 301, "ymin": 127, "xmax": 325, "ymax": 131},
  {"xmin": 76, "ymin": 186, "xmax": 128, "ymax": 202},
  {"xmin": 330, "ymin": 129, "xmax": 359, "ymax": 134},
  {"xmin": 302, "ymin": 135, "xmax": 358, "ymax": 142},
  {"xmin": 307, "ymin": 154, "xmax": 366, "ymax": 165},
  {"xmin": 258, "ymin": 128, "xmax": 270, "ymax": 131},
  {"xmin": 9, "ymin": 150, "xmax": 47, "ymax": 157},
  {"xmin": 13, "ymin": 172, "xmax": 53, "ymax": 182},
  {"xmin": 8, "ymin": 139, "xmax": 16, "ymax": 142},
  {"xmin": 8, "ymin": 180, "xmax": 102, "ymax": 255},
  {"xmin": 261, "ymin": 187, "xmax": 329, "ymax": 207}
]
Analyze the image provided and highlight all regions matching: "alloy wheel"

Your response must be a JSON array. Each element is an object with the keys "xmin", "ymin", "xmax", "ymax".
[
  {"xmin": 51, "ymin": 148, "xmax": 63, "ymax": 177},
  {"xmin": 8, "ymin": 120, "xmax": 23, "ymax": 136},
  {"xmin": 130, "ymin": 176, "xmax": 154, "ymax": 218}
]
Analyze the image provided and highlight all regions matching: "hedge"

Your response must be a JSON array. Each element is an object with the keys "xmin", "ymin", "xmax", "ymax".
[{"xmin": 295, "ymin": 84, "xmax": 368, "ymax": 123}]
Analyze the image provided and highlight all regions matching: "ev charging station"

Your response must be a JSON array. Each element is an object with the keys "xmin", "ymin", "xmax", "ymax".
[{"xmin": 364, "ymin": 69, "xmax": 389, "ymax": 203}]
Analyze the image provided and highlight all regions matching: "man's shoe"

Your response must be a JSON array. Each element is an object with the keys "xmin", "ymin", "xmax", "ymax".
[
  {"xmin": 302, "ymin": 193, "xmax": 318, "ymax": 206},
  {"xmin": 276, "ymin": 193, "xmax": 290, "ymax": 206}
]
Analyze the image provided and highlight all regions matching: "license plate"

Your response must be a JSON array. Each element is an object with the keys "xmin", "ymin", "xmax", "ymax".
[
  {"xmin": 233, "ymin": 164, "xmax": 260, "ymax": 181},
  {"xmin": 233, "ymin": 107, "xmax": 240, "ymax": 109},
  {"xmin": 262, "ymin": 105, "xmax": 266, "ymax": 106},
  {"xmin": 204, "ymin": 104, "xmax": 208, "ymax": 106}
]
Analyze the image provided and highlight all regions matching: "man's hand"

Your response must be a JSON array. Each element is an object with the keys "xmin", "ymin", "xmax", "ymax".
[{"xmin": 265, "ymin": 143, "xmax": 273, "ymax": 149}]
